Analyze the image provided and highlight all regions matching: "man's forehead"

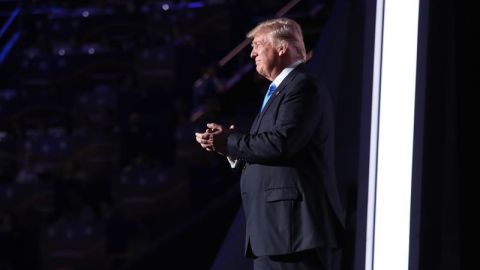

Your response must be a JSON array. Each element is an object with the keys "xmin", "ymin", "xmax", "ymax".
[
  {"xmin": 252, "ymin": 36, "xmax": 263, "ymax": 42},
  {"xmin": 253, "ymin": 32, "xmax": 268, "ymax": 42}
]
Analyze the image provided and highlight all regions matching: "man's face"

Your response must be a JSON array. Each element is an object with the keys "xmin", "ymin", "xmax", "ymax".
[{"xmin": 250, "ymin": 31, "xmax": 279, "ymax": 81}]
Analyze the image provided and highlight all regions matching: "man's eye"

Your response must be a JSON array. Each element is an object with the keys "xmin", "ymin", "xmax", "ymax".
[{"xmin": 252, "ymin": 42, "xmax": 263, "ymax": 48}]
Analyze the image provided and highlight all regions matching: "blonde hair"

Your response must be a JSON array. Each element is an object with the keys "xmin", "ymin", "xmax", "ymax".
[{"xmin": 247, "ymin": 17, "xmax": 307, "ymax": 61}]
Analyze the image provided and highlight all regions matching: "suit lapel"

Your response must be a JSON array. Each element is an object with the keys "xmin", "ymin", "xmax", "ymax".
[{"xmin": 251, "ymin": 64, "xmax": 305, "ymax": 133}]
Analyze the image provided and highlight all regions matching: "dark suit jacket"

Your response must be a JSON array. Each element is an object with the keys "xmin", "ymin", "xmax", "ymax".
[{"xmin": 227, "ymin": 64, "xmax": 345, "ymax": 257}]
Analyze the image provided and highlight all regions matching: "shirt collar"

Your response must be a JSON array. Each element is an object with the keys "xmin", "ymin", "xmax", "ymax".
[{"xmin": 271, "ymin": 60, "xmax": 303, "ymax": 88}]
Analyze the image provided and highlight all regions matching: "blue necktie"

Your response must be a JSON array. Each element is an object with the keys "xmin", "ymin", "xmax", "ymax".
[{"xmin": 261, "ymin": 83, "xmax": 276, "ymax": 111}]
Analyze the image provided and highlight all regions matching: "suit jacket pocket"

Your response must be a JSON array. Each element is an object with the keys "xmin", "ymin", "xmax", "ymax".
[{"xmin": 265, "ymin": 187, "xmax": 299, "ymax": 202}]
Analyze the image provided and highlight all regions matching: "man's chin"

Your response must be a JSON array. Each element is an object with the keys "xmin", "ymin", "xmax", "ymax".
[{"xmin": 255, "ymin": 67, "xmax": 265, "ymax": 77}]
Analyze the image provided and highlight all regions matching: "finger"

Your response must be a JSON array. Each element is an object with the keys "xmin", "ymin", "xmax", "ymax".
[
  {"xmin": 195, "ymin": 134, "xmax": 204, "ymax": 142},
  {"xmin": 196, "ymin": 136, "xmax": 212, "ymax": 145},
  {"xmin": 201, "ymin": 144, "xmax": 213, "ymax": 150},
  {"xmin": 195, "ymin": 133, "xmax": 206, "ymax": 140},
  {"xmin": 207, "ymin": 123, "xmax": 222, "ymax": 130},
  {"xmin": 195, "ymin": 133, "xmax": 209, "ymax": 141},
  {"xmin": 196, "ymin": 132, "xmax": 206, "ymax": 137}
]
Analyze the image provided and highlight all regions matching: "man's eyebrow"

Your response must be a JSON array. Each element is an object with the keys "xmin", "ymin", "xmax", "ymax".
[{"xmin": 251, "ymin": 40, "xmax": 264, "ymax": 46}]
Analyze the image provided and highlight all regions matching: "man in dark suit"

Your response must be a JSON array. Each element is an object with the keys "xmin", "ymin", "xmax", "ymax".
[{"xmin": 195, "ymin": 17, "xmax": 345, "ymax": 270}]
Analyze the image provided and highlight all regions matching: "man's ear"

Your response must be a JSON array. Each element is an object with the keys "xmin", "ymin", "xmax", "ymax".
[{"xmin": 278, "ymin": 42, "xmax": 288, "ymax": 56}]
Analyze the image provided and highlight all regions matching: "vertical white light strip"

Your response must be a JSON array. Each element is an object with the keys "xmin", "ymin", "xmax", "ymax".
[
  {"xmin": 364, "ymin": 0, "xmax": 385, "ymax": 267},
  {"xmin": 366, "ymin": 0, "xmax": 420, "ymax": 270}
]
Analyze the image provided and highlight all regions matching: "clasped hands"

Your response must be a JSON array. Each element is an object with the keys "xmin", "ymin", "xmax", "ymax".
[{"xmin": 195, "ymin": 123, "xmax": 234, "ymax": 156}]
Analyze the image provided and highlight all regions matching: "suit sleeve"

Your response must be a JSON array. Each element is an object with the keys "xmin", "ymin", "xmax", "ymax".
[{"xmin": 226, "ymin": 77, "xmax": 325, "ymax": 163}]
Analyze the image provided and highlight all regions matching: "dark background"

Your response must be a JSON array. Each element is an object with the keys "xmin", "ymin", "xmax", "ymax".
[{"xmin": 0, "ymin": 0, "xmax": 467, "ymax": 270}]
